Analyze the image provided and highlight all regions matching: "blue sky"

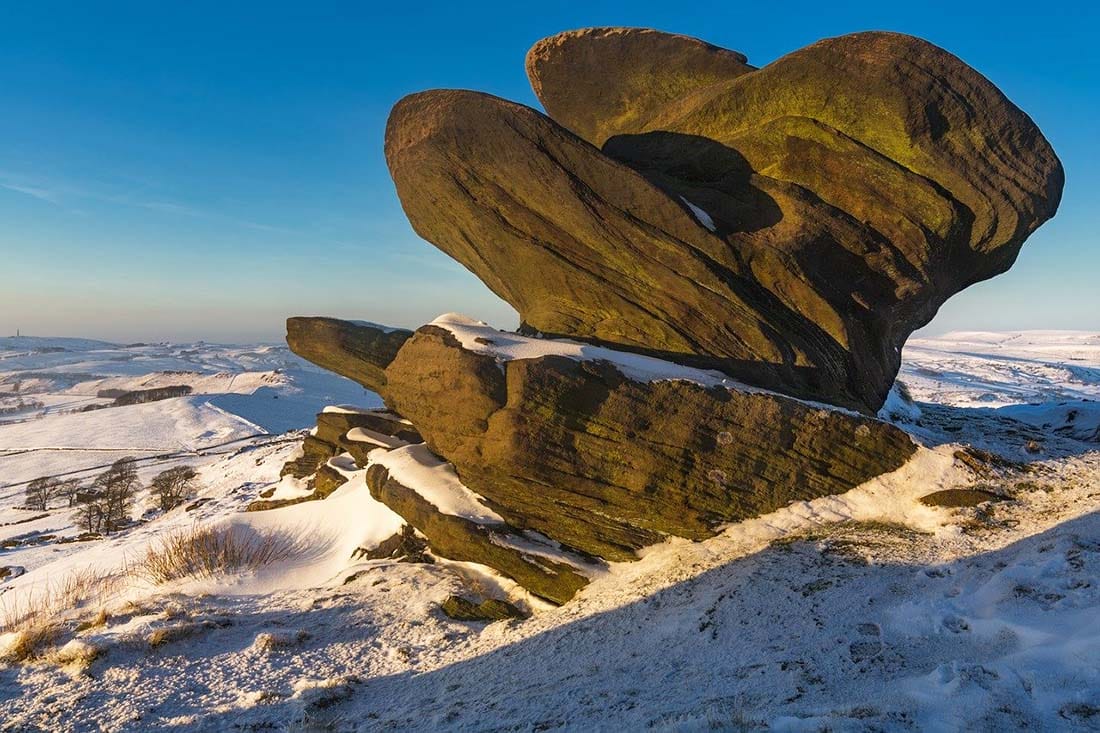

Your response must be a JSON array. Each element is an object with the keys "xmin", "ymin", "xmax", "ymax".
[{"xmin": 0, "ymin": 1, "xmax": 1095, "ymax": 343}]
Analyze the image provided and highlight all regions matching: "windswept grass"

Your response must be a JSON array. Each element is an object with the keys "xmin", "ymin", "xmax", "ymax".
[
  {"xmin": 1, "ymin": 525, "xmax": 300, "ymax": 664},
  {"xmin": 133, "ymin": 524, "xmax": 298, "ymax": 585},
  {"xmin": 0, "ymin": 567, "xmax": 123, "ymax": 663}
]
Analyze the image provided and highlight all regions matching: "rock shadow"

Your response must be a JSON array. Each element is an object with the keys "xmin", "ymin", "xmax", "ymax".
[{"xmin": 179, "ymin": 509, "xmax": 1100, "ymax": 731}]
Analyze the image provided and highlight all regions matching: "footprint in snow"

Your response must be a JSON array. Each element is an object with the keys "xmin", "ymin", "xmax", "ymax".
[
  {"xmin": 942, "ymin": 614, "xmax": 970, "ymax": 633},
  {"xmin": 849, "ymin": 622, "xmax": 884, "ymax": 662}
]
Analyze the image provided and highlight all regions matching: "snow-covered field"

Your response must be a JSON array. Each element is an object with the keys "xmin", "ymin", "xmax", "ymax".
[
  {"xmin": 1, "ymin": 330, "xmax": 1099, "ymax": 731},
  {"xmin": 0, "ymin": 336, "xmax": 376, "ymax": 481}
]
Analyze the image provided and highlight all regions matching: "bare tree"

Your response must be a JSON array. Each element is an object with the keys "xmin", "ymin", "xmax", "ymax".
[
  {"xmin": 57, "ymin": 478, "xmax": 82, "ymax": 507},
  {"xmin": 25, "ymin": 476, "xmax": 59, "ymax": 511},
  {"xmin": 150, "ymin": 466, "xmax": 198, "ymax": 511},
  {"xmin": 89, "ymin": 457, "xmax": 140, "ymax": 533},
  {"xmin": 77, "ymin": 499, "xmax": 104, "ymax": 534}
]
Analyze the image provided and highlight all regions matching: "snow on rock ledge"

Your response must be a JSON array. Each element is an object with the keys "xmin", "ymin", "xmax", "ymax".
[{"xmin": 381, "ymin": 318, "xmax": 920, "ymax": 562}]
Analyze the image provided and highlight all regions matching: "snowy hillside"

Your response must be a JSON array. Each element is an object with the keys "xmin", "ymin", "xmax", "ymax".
[
  {"xmin": 0, "ymin": 337, "xmax": 377, "ymax": 480},
  {"xmin": 1, "ymin": 331, "xmax": 1099, "ymax": 731}
]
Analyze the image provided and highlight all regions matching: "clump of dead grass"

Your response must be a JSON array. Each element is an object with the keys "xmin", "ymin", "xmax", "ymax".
[
  {"xmin": 146, "ymin": 622, "xmax": 199, "ymax": 648},
  {"xmin": 132, "ymin": 524, "xmax": 298, "ymax": 585},
  {"xmin": 73, "ymin": 608, "xmax": 111, "ymax": 632},
  {"xmin": 0, "ymin": 567, "xmax": 123, "ymax": 663}
]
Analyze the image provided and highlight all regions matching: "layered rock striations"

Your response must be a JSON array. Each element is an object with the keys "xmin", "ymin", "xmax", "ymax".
[
  {"xmin": 279, "ymin": 28, "xmax": 1061, "ymax": 604},
  {"xmin": 382, "ymin": 318, "xmax": 918, "ymax": 561},
  {"xmin": 386, "ymin": 29, "xmax": 1063, "ymax": 414}
]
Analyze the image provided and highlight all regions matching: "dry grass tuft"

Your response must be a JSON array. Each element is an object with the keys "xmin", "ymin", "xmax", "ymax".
[
  {"xmin": 0, "ymin": 566, "xmax": 123, "ymax": 663},
  {"xmin": 48, "ymin": 638, "xmax": 104, "ymax": 670},
  {"xmin": 132, "ymin": 524, "xmax": 298, "ymax": 585},
  {"xmin": 160, "ymin": 602, "xmax": 190, "ymax": 621},
  {"xmin": 0, "ymin": 567, "xmax": 121, "ymax": 632},
  {"xmin": 1, "ymin": 621, "xmax": 62, "ymax": 664},
  {"xmin": 251, "ymin": 629, "xmax": 311, "ymax": 654},
  {"xmin": 74, "ymin": 608, "xmax": 112, "ymax": 632},
  {"xmin": 146, "ymin": 622, "xmax": 198, "ymax": 648}
]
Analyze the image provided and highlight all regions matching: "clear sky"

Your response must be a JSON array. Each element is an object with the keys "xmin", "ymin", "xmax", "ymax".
[{"xmin": 1, "ymin": 1, "xmax": 1095, "ymax": 343}]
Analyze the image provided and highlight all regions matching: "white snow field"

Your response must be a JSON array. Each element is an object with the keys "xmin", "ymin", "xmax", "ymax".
[{"xmin": 0, "ymin": 329, "xmax": 1098, "ymax": 731}]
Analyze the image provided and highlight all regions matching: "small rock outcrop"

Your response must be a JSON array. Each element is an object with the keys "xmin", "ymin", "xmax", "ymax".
[
  {"xmin": 279, "ymin": 27, "xmax": 1062, "ymax": 604},
  {"xmin": 279, "ymin": 408, "xmax": 419, "ymax": 480},
  {"xmin": 366, "ymin": 462, "xmax": 592, "ymax": 604},
  {"xmin": 255, "ymin": 407, "xmax": 420, "ymax": 511},
  {"xmin": 286, "ymin": 317, "xmax": 411, "ymax": 393},
  {"xmin": 440, "ymin": 595, "xmax": 527, "ymax": 622}
]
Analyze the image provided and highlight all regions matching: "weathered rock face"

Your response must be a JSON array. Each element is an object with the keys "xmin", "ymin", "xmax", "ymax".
[
  {"xmin": 280, "ymin": 435, "xmax": 338, "ymax": 479},
  {"xmin": 286, "ymin": 317, "xmax": 412, "ymax": 393},
  {"xmin": 280, "ymin": 409, "xmax": 418, "ymax": 479},
  {"xmin": 279, "ymin": 27, "xmax": 1063, "ymax": 603},
  {"xmin": 264, "ymin": 408, "xmax": 419, "ymax": 511},
  {"xmin": 439, "ymin": 595, "xmax": 527, "ymax": 622},
  {"xmin": 385, "ymin": 29, "xmax": 1063, "ymax": 413},
  {"xmin": 366, "ymin": 463, "xmax": 591, "ymax": 604},
  {"xmin": 381, "ymin": 324, "xmax": 918, "ymax": 561},
  {"xmin": 526, "ymin": 27, "xmax": 754, "ymax": 148}
]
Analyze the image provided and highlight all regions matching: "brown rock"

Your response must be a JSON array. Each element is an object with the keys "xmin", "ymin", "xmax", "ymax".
[
  {"xmin": 440, "ymin": 595, "xmax": 527, "ymax": 622},
  {"xmin": 286, "ymin": 317, "xmax": 411, "ymax": 393},
  {"xmin": 526, "ymin": 27, "xmax": 754, "ymax": 147},
  {"xmin": 384, "ymin": 30, "xmax": 1063, "ymax": 413},
  {"xmin": 381, "ymin": 325, "xmax": 918, "ymax": 561},
  {"xmin": 246, "ymin": 494, "xmax": 319, "ymax": 512},
  {"xmin": 313, "ymin": 463, "xmax": 348, "ymax": 498},
  {"xmin": 353, "ymin": 525, "xmax": 432, "ymax": 563},
  {"xmin": 366, "ymin": 463, "xmax": 591, "ymax": 604},
  {"xmin": 919, "ymin": 489, "xmax": 1008, "ymax": 508},
  {"xmin": 280, "ymin": 435, "xmax": 338, "ymax": 479}
]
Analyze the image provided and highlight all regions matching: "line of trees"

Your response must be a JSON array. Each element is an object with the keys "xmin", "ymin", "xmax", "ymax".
[
  {"xmin": 25, "ymin": 460, "xmax": 201, "ymax": 534},
  {"xmin": 24, "ymin": 476, "xmax": 81, "ymax": 511}
]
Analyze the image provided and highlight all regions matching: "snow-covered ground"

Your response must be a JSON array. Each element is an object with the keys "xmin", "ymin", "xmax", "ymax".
[
  {"xmin": 1, "ymin": 330, "xmax": 1099, "ymax": 731},
  {"xmin": 901, "ymin": 330, "xmax": 1100, "ymax": 408},
  {"xmin": 0, "ymin": 336, "xmax": 376, "ymax": 477}
]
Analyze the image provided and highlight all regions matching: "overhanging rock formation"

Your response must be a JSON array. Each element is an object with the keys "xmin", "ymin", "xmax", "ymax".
[
  {"xmin": 286, "ymin": 316, "xmax": 411, "ymax": 393},
  {"xmin": 282, "ymin": 28, "xmax": 1062, "ymax": 604},
  {"xmin": 386, "ymin": 29, "xmax": 1063, "ymax": 414}
]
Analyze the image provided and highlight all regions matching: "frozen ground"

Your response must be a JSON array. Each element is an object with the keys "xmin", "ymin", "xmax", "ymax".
[{"xmin": 1, "ymin": 330, "xmax": 1098, "ymax": 731}]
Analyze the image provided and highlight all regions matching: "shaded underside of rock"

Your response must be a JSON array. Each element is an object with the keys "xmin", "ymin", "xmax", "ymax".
[
  {"xmin": 384, "ymin": 30, "xmax": 1062, "ymax": 413},
  {"xmin": 366, "ymin": 463, "xmax": 591, "ymax": 604},
  {"xmin": 286, "ymin": 317, "xmax": 412, "ymax": 393},
  {"xmin": 380, "ymin": 326, "xmax": 918, "ymax": 560}
]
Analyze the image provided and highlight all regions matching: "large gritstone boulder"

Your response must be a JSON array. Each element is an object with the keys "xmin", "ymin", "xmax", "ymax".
[
  {"xmin": 278, "ymin": 27, "xmax": 1063, "ymax": 603},
  {"xmin": 379, "ymin": 317, "xmax": 918, "ymax": 561},
  {"xmin": 385, "ymin": 29, "xmax": 1062, "ymax": 414}
]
